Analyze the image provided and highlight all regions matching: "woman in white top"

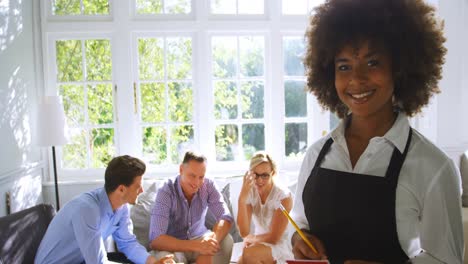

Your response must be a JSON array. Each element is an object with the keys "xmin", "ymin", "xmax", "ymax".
[
  {"xmin": 289, "ymin": 0, "xmax": 463, "ymax": 263},
  {"xmin": 237, "ymin": 151, "xmax": 294, "ymax": 264}
]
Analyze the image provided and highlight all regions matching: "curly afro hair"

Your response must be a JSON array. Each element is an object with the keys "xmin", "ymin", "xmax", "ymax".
[{"xmin": 304, "ymin": 0, "xmax": 446, "ymax": 118}]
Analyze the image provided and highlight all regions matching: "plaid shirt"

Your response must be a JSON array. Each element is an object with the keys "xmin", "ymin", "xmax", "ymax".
[{"xmin": 149, "ymin": 175, "xmax": 233, "ymax": 241}]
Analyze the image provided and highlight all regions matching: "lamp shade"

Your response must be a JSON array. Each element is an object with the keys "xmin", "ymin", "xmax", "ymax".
[{"xmin": 36, "ymin": 96, "xmax": 68, "ymax": 147}]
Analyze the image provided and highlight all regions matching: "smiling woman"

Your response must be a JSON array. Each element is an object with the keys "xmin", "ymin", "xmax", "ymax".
[
  {"xmin": 236, "ymin": 151, "xmax": 293, "ymax": 264},
  {"xmin": 290, "ymin": 0, "xmax": 463, "ymax": 263}
]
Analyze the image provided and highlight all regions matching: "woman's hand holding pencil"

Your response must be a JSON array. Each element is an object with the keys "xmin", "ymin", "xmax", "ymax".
[
  {"xmin": 278, "ymin": 204, "xmax": 327, "ymax": 260},
  {"xmin": 291, "ymin": 231, "xmax": 328, "ymax": 260}
]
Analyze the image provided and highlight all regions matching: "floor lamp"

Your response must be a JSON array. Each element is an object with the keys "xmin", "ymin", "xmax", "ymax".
[{"xmin": 36, "ymin": 96, "xmax": 68, "ymax": 210}]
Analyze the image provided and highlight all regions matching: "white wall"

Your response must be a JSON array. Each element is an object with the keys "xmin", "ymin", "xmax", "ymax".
[
  {"xmin": 437, "ymin": 0, "xmax": 468, "ymax": 162},
  {"xmin": 0, "ymin": 0, "xmax": 44, "ymax": 216}
]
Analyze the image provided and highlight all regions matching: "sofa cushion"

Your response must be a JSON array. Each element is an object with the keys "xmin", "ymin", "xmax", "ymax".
[
  {"xmin": 131, "ymin": 182, "xmax": 158, "ymax": 250},
  {"xmin": 0, "ymin": 204, "xmax": 55, "ymax": 264},
  {"xmin": 461, "ymin": 151, "xmax": 468, "ymax": 207}
]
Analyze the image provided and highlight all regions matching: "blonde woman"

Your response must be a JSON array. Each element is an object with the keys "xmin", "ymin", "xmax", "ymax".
[{"xmin": 237, "ymin": 151, "xmax": 294, "ymax": 264}]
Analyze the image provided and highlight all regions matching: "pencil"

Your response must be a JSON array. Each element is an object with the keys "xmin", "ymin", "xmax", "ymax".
[{"xmin": 279, "ymin": 204, "xmax": 318, "ymax": 254}]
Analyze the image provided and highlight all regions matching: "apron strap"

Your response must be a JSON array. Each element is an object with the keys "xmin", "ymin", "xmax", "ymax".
[
  {"xmin": 314, "ymin": 138, "xmax": 334, "ymax": 168},
  {"xmin": 385, "ymin": 129, "xmax": 413, "ymax": 188}
]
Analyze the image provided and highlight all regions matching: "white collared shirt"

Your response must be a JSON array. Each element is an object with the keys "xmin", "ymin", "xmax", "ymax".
[{"xmin": 291, "ymin": 112, "xmax": 464, "ymax": 264}]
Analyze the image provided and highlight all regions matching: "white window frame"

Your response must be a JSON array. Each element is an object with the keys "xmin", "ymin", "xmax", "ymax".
[{"xmin": 39, "ymin": 0, "xmax": 440, "ymax": 182}]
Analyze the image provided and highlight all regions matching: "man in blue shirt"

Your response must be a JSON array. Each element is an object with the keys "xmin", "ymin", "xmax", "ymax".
[{"xmin": 35, "ymin": 155, "xmax": 174, "ymax": 264}]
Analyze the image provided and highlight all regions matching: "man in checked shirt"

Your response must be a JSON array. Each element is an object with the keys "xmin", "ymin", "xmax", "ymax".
[{"xmin": 149, "ymin": 151, "xmax": 234, "ymax": 264}]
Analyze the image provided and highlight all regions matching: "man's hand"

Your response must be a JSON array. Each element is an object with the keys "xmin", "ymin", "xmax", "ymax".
[
  {"xmin": 196, "ymin": 234, "xmax": 220, "ymax": 255},
  {"xmin": 146, "ymin": 254, "xmax": 175, "ymax": 264},
  {"xmin": 291, "ymin": 231, "xmax": 327, "ymax": 260}
]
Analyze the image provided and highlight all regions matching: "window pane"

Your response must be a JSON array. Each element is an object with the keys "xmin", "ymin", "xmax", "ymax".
[
  {"xmin": 56, "ymin": 40, "xmax": 83, "ymax": 82},
  {"xmin": 165, "ymin": 0, "xmax": 191, "ymax": 14},
  {"xmin": 330, "ymin": 112, "xmax": 339, "ymax": 130},
  {"xmin": 170, "ymin": 125, "xmax": 194, "ymax": 163},
  {"xmin": 215, "ymin": 124, "xmax": 239, "ymax": 161},
  {"xmin": 167, "ymin": 37, "xmax": 192, "ymax": 80},
  {"xmin": 141, "ymin": 82, "xmax": 165, "ymax": 123},
  {"xmin": 242, "ymin": 123, "xmax": 264, "ymax": 159},
  {"xmin": 90, "ymin": 128, "xmax": 114, "ymax": 168},
  {"xmin": 136, "ymin": 0, "xmax": 163, "ymax": 14},
  {"xmin": 282, "ymin": 0, "xmax": 307, "ymax": 15},
  {"xmin": 143, "ymin": 126, "xmax": 167, "ymax": 164},
  {"xmin": 138, "ymin": 38, "xmax": 164, "ymax": 80},
  {"xmin": 136, "ymin": 0, "xmax": 191, "ymax": 14},
  {"xmin": 282, "ymin": 0, "xmax": 324, "ymax": 14},
  {"xmin": 238, "ymin": 0, "xmax": 264, "ymax": 14},
  {"xmin": 63, "ymin": 128, "xmax": 87, "ymax": 168},
  {"xmin": 239, "ymin": 36, "xmax": 264, "ymax": 77},
  {"xmin": 83, "ymin": 0, "xmax": 109, "ymax": 15},
  {"xmin": 212, "ymin": 37, "xmax": 237, "ymax": 78},
  {"xmin": 60, "ymin": 84, "xmax": 85, "ymax": 126},
  {"xmin": 308, "ymin": 0, "xmax": 325, "ymax": 9},
  {"xmin": 88, "ymin": 84, "xmax": 113, "ymax": 124},
  {"xmin": 86, "ymin": 39, "xmax": 112, "ymax": 81},
  {"xmin": 53, "ymin": 0, "xmax": 109, "ymax": 15},
  {"xmin": 53, "ymin": 0, "xmax": 81, "ymax": 15},
  {"xmin": 169, "ymin": 82, "xmax": 193, "ymax": 122},
  {"xmin": 56, "ymin": 37, "xmax": 115, "ymax": 170},
  {"xmin": 241, "ymin": 81, "xmax": 264, "ymax": 119},
  {"xmin": 211, "ymin": 0, "xmax": 236, "ymax": 14},
  {"xmin": 285, "ymin": 81, "xmax": 307, "ymax": 117},
  {"xmin": 214, "ymin": 81, "xmax": 237, "ymax": 119},
  {"xmin": 283, "ymin": 37, "xmax": 305, "ymax": 76},
  {"xmin": 285, "ymin": 123, "xmax": 307, "ymax": 159}
]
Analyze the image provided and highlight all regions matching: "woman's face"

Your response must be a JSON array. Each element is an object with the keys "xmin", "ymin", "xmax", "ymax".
[
  {"xmin": 334, "ymin": 40, "xmax": 394, "ymax": 119},
  {"xmin": 252, "ymin": 162, "xmax": 274, "ymax": 194}
]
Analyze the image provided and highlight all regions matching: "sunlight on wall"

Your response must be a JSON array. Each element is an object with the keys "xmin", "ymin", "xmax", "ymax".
[
  {"xmin": 9, "ymin": 171, "xmax": 42, "ymax": 213},
  {"xmin": 0, "ymin": 65, "xmax": 32, "ymax": 168},
  {"xmin": 8, "ymin": 67, "xmax": 32, "ymax": 159},
  {"xmin": 0, "ymin": 0, "xmax": 23, "ymax": 52}
]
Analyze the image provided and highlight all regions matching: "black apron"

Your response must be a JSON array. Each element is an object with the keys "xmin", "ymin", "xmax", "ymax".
[{"xmin": 302, "ymin": 129, "xmax": 412, "ymax": 264}]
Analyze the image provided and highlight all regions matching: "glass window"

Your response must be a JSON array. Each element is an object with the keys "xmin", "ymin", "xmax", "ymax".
[
  {"xmin": 56, "ymin": 39, "xmax": 115, "ymax": 168},
  {"xmin": 135, "ymin": 0, "xmax": 191, "ymax": 14},
  {"xmin": 283, "ymin": 36, "xmax": 308, "ymax": 159},
  {"xmin": 52, "ymin": 0, "xmax": 110, "ymax": 15},
  {"xmin": 42, "ymin": 0, "xmax": 342, "ymax": 178},
  {"xmin": 212, "ymin": 35, "xmax": 265, "ymax": 161},
  {"xmin": 210, "ymin": 0, "xmax": 264, "ymax": 15},
  {"xmin": 137, "ymin": 37, "xmax": 194, "ymax": 165},
  {"xmin": 282, "ymin": 0, "xmax": 324, "ymax": 15}
]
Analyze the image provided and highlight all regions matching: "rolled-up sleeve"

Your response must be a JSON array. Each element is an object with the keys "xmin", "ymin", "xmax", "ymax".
[
  {"xmin": 113, "ymin": 205, "xmax": 149, "ymax": 264},
  {"xmin": 149, "ymin": 184, "xmax": 172, "ymax": 242}
]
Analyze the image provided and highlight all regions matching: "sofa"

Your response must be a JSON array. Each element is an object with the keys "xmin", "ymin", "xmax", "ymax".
[
  {"xmin": 460, "ymin": 151, "xmax": 468, "ymax": 263},
  {"xmin": 0, "ymin": 203, "xmax": 55, "ymax": 264}
]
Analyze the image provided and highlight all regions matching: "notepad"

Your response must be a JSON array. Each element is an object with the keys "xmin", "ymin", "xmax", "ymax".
[
  {"xmin": 229, "ymin": 242, "xmax": 244, "ymax": 263},
  {"xmin": 286, "ymin": 260, "xmax": 330, "ymax": 264}
]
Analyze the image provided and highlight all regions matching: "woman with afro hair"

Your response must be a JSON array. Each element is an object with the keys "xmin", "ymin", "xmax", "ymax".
[{"xmin": 289, "ymin": 0, "xmax": 463, "ymax": 263}]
